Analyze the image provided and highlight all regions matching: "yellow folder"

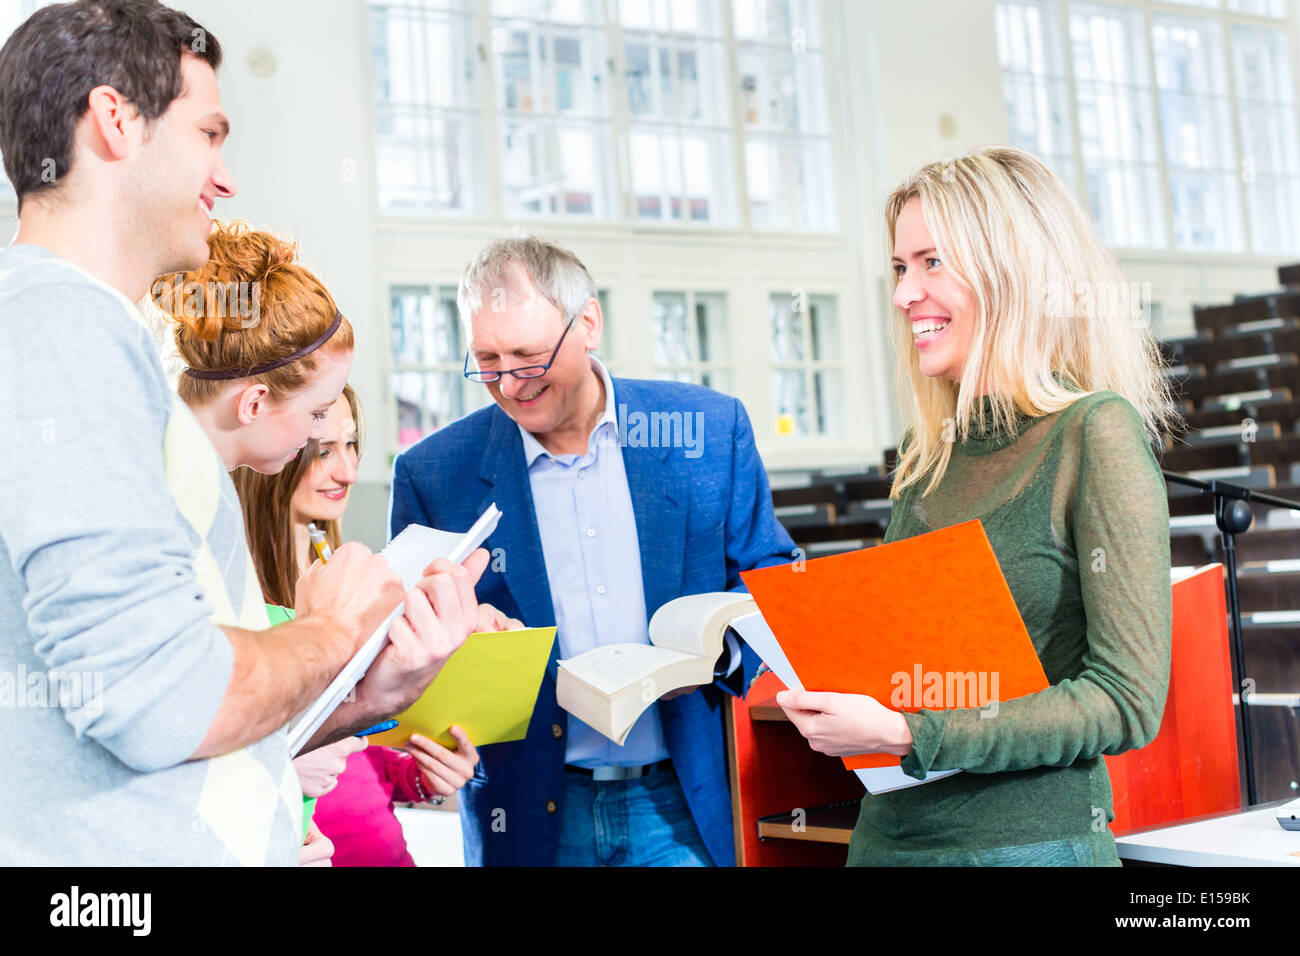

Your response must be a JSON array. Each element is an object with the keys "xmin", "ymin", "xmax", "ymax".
[{"xmin": 366, "ymin": 627, "xmax": 556, "ymax": 751}]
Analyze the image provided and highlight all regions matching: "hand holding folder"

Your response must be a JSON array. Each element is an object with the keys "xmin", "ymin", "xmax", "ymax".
[{"xmin": 740, "ymin": 520, "xmax": 1049, "ymax": 786}]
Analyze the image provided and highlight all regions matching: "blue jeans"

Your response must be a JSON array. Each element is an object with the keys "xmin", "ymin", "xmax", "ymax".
[{"xmin": 554, "ymin": 768, "xmax": 713, "ymax": 867}]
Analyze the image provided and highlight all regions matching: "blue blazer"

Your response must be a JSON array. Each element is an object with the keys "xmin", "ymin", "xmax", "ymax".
[{"xmin": 388, "ymin": 376, "xmax": 796, "ymax": 866}]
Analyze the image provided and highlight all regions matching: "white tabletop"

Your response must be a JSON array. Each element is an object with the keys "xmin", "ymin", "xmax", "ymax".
[{"xmin": 1116, "ymin": 803, "xmax": 1300, "ymax": 867}]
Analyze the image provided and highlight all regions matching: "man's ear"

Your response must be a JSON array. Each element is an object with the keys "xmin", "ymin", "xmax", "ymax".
[
  {"xmin": 82, "ymin": 85, "xmax": 140, "ymax": 162},
  {"xmin": 235, "ymin": 383, "xmax": 270, "ymax": 426},
  {"xmin": 580, "ymin": 295, "xmax": 603, "ymax": 352}
]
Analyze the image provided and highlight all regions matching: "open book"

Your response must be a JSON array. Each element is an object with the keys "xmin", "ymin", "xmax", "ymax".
[
  {"xmin": 286, "ymin": 504, "xmax": 501, "ymax": 755},
  {"xmin": 556, "ymin": 591, "xmax": 756, "ymax": 745}
]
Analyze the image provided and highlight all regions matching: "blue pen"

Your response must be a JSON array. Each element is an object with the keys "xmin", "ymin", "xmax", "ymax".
[{"xmin": 355, "ymin": 719, "xmax": 398, "ymax": 737}]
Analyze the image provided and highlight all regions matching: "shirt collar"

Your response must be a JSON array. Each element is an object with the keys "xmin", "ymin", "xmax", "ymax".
[{"xmin": 518, "ymin": 355, "xmax": 617, "ymax": 467}]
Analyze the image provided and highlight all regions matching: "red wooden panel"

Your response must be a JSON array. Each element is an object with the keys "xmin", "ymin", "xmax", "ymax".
[
  {"xmin": 1106, "ymin": 564, "xmax": 1241, "ymax": 835},
  {"xmin": 728, "ymin": 670, "xmax": 861, "ymax": 866}
]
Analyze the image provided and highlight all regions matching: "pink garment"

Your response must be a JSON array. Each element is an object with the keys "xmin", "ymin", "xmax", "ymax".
[{"xmin": 311, "ymin": 746, "xmax": 425, "ymax": 867}]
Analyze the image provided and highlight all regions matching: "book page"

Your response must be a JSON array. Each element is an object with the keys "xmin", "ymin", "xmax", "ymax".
[
  {"xmin": 559, "ymin": 643, "xmax": 697, "ymax": 697},
  {"xmin": 648, "ymin": 591, "xmax": 757, "ymax": 658}
]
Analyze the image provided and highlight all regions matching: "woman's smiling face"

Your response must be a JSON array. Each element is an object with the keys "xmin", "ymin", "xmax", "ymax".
[
  {"xmin": 891, "ymin": 196, "xmax": 977, "ymax": 383},
  {"xmin": 290, "ymin": 393, "xmax": 358, "ymax": 525}
]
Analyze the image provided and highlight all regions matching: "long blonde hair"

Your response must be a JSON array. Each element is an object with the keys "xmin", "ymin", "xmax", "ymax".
[{"xmin": 885, "ymin": 146, "xmax": 1175, "ymax": 497}]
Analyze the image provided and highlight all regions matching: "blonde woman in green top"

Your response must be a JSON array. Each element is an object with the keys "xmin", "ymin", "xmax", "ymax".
[{"xmin": 777, "ymin": 146, "xmax": 1177, "ymax": 866}]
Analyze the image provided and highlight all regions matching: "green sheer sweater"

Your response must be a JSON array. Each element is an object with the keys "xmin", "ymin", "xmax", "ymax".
[{"xmin": 847, "ymin": 390, "xmax": 1172, "ymax": 866}]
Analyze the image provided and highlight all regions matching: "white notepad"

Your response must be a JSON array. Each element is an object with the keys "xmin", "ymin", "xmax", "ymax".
[{"xmin": 286, "ymin": 504, "xmax": 501, "ymax": 755}]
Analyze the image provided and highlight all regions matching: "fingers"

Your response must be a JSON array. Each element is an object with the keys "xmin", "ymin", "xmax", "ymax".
[
  {"xmin": 397, "ymin": 586, "xmax": 439, "ymax": 658},
  {"xmin": 406, "ymin": 732, "xmax": 477, "ymax": 780},
  {"xmin": 341, "ymin": 734, "xmax": 369, "ymax": 755},
  {"xmin": 416, "ymin": 758, "xmax": 465, "ymax": 796},
  {"xmin": 447, "ymin": 725, "xmax": 479, "ymax": 765},
  {"xmin": 460, "ymin": 547, "xmax": 489, "ymax": 585},
  {"xmin": 476, "ymin": 602, "xmax": 509, "ymax": 632},
  {"xmin": 413, "ymin": 571, "xmax": 474, "ymax": 652},
  {"xmin": 779, "ymin": 703, "xmax": 824, "ymax": 742},
  {"xmin": 299, "ymin": 823, "xmax": 334, "ymax": 867},
  {"xmin": 776, "ymin": 690, "xmax": 835, "ymax": 713}
]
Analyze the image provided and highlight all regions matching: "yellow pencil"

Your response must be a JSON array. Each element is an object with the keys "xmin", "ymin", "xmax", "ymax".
[{"xmin": 307, "ymin": 522, "xmax": 332, "ymax": 563}]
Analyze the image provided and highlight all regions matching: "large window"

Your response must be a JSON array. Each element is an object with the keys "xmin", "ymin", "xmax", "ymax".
[
  {"xmin": 369, "ymin": 0, "xmax": 840, "ymax": 232},
  {"xmin": 995, "ymin": 0, "xmax": 1300, "ymax": 254}
]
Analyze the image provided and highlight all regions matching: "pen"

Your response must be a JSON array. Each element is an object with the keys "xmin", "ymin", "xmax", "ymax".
[
  {"xmin": 307, "ymin": 522, "xmax": 332, "ymax": 563},
  {"xmin": 355, "ymin": 720, "xmax": 398, "ymax": 738}
]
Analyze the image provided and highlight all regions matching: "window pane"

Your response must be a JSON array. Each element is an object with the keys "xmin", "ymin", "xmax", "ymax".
[
  {"xmin": 618, "ymin": 0, "xmax": 722, "ymax": 34},
  {"xmin": 1070, "ymin": 3, "xmax": 1166, "ymax": 247},
  {"xmin": 501, "ymin": 120, "xmax": 611, "ymax": 216},
  {"xmin": 1233, "ymin": 23, "xmax": 1300, "ymax": 252},
  {"xmin": 493, "ymin": 0, "xmax": 601, "ymax": 23},
  {"xmin": 770, "ymin": 292, "xmax": 840, "ymax": 437},
  {"xmin": 807, "ymin": 294, "xmax": 838, "ymax": 362},
  {"xmin": 738, "ymin": 47, "xmax": 829, "ymax": 134},
  {"xmin": 375, "ymin": 107, "xmax": 482, "ymax": 214},
  {"xmin": 628, "ymin": 129, "xmax": 732, "ymax": 222},
  {"xmin": 735, "ymin": 0, "xmax": 835, "ymax": 232},
  {"xmin": 745, "ymin": 136, "xmax": 836, "ymax": 230},
  {"xmin": 694, "ymin": 293, "xmax": 729, "ymax": 361},
  {"xmin": 653, "ymin": 292, "xmax": 692, "ymax": 366},
  {"xmin": 732, "ymin": 0, "xmax": 822, "ymax": 45},
  {"xmin": 393, "ymin": 369, "xmax": 467, "ymax": 448},
  {"xmin": 812, "ymin": 369, "xmax": 841, "ymax": 437},
  {"xmin": 370, "ymin": 3, "xmax": 483, "ymax": 215},
  {"xmin": 622, "ymin": 7, "xmax": 735, "ymax": 225},
  {"xmin": 497, "ymin": 23, "xmax": 607, "ymax": 116},
  {"xmin": 371, "ymin": 5, "xmax": 476, "ymax": 109},
  {"xmin": 1153, "ymin": 15, "xmax": 1243, "ymax": 251},
  {"xmin": 773, "ymin": 368, "xmax": 811, "ymax": 436},
  {"xmin": 493, "ymin": 2, "xmax": 615, "ymax": 219},
  {"xmin": 1226, "ymin": 0, "xmax": 1287, "ymax": 15},
  {"xmin": 995, "ymin": 0, "xmax": 1077, "ymax": 186},
  {"xmin": 770, "ymin": 294, "xmax": 805, "ymax": 362},
  {"xmin": 699, "ymin": 370, "xmax": 733, "ymax": 393},
  {"xmin": 390, "ymin": 286, "xmax": 463, "ymax": 366}
]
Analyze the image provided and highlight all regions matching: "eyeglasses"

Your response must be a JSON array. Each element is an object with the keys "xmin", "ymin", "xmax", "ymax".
[{"xmin": 463, "ymin": 313, "xmax": 577, "ymax": 384}]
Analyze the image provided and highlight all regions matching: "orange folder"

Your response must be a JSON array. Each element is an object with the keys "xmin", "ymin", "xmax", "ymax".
[{"xmin": 740, "ymin": 519, "xmax": 1049, "ymax": 770}]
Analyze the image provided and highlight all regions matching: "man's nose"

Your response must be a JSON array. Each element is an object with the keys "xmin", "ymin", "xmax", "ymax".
[{"xmin": 498, "ymin": 373, "xmax": 530, "ymax": 398}]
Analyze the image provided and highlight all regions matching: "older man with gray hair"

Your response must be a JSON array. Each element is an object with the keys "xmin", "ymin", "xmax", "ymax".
[{"xmin": 389, "ymin": 234, "xmax": 795, "ymax": 867}]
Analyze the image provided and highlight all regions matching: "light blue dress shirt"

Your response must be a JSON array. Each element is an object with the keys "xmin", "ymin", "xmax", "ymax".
[{"xmin": 518, "ymin": 357, "xmax": 671, "ymax": 767}]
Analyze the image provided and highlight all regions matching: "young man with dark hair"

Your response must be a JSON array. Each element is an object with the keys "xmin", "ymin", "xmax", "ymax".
[{"xmin": 0, "ymin": 0, "xmax": 482, "ymax": 865}]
